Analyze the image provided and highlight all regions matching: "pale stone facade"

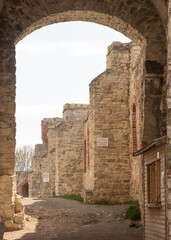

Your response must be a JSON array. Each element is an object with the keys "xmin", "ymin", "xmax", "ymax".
[
  {"xmin": 55, "ymin": 104, "xmax": 89, "ymax": 196},
  {"xmin": 29, "ymin": 105, "xmax": 89, "ymax": 198},
  {"xmin": 29, "ymin": 118, "xmax": 62, "ymax": 197},
  {"xmin": 83, "ymin": 42, "xmax": 145, "ymax": 203},
  {"xmin": 83, "ymin": 42, "xmax": 131, "ymax": 203},
  {"xmin": 29, "ymin": 42, "xmax": 143, "ymax": 204},
  {"xmin": 16, "ymin": 171, "xmax": 29, "ymax": 197}
]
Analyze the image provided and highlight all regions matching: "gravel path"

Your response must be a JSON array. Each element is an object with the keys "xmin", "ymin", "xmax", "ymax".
[{"xmin": 4, "ymin": 197, "xmax": 143, "ymax": 240}]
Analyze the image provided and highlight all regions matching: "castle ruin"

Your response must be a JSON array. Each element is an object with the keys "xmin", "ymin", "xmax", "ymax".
[
  {"xmin": 0, "ymin": 1, "xmax": 170, "ymax": 239},
  {"xmin": 29, "ymin": 42, "xmax": 144, "ymax": 204}
]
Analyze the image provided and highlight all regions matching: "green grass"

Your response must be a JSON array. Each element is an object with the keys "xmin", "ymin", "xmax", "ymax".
[
  {"xmin": 93, "ymin": 200, "xmax": 139, "ymax": 206},
  {"xmin": 123, "ymin": 200, "xmax": 139, "ymax": 205},
  {"xmin": 53, "ymin": 194, "xmax": 84, "ymax": 202},
  {"xmin": 125, "ymin": 201, "xmax": 141, "ymax": 220},
  {"xmin": 94, "ymin": 200, "xmax": 120, "ymax": 205},
  {"xmin": 92, "ymin": 200, "xmax": 141, "ymax": 221}
]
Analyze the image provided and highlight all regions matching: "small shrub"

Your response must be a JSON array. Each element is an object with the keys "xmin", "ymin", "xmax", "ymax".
[{"xmin": 126, "ymin": 202, "xmax": 141, "ymax": 220}]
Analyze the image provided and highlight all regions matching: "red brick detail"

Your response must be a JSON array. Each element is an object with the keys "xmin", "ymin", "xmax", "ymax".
[
  {"xmin": 50, "ymin": 148, "xmax": 55, "ymax": 153},
  {"xmin": 41, "ymin": 121, "xmax": 48, "ymax": 143},
  {"xmin": 132, "ymin": 103, "xmax": 137, "ymax": 152},
  {"xmin": 87, "ymin": 126, "xmax": 90, "ymax": 170},
  {"xmin": 42, "ymin": 153, "xmax": 48, "ymax": 158},
  {"xmin": 19, "ymin": 180, "xmax": 28, "ymax": 196},
  {"xmin": 84, "ymin": 125, "xmax": 90, "ymax": 172},
  {"xmin": 84, "ymin": 136, "xmax": 86, "ymax": 172}
]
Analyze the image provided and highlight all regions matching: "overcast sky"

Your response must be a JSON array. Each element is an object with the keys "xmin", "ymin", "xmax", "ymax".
[{"xmin": 16, "ymin": 21, "xmax": 130, "ymax": 148}]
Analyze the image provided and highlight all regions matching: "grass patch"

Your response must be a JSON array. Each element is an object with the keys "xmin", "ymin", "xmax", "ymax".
[
  {"xmin": 53, "ymin": 194, "xmax": 84, "ymax": 202},
  {"xmin": 93, "ymin": 200, "xmax": 139, "ymax": 206},
  {"xmin": 125, "ymin": 201, "xmax": 141, "ymax": 220},
  {"xmin": 123, "ymin": 200, "xmax": 139, "ymax": 205},
  {"xmin": 94, "ymin": 200, "xmax": 120, "ymax": 205}
]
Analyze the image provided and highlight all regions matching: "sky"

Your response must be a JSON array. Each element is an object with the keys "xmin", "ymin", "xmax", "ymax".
[{"xmin": 16, "ymin": 21, "xmax": 130, "ymax": 148}]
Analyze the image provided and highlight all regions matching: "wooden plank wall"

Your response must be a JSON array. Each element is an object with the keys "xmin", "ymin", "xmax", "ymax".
[{"xmin": 144, "ymin": 145, "xmax": 166, "ymax": 240}]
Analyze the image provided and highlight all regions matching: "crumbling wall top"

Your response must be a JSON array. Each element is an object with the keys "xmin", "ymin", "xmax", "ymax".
[
  {"xmin": 63, "ymin": 104, "xmax": 89, "ymax": 122},
  {"xmin": 107, "ymin": 41, "xmax": 132, "ymax": 56}
]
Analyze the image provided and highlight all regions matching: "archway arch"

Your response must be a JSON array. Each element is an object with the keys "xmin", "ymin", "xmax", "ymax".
[{"xmin": 0, "ymin": 0, "xmax": 166, "ymax": 62}]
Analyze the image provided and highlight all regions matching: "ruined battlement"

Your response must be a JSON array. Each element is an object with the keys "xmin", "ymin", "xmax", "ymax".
[
  {"xmin": 106, "ymin": 41, "xmax": 132, "ymax": 70},
  {"xmin": 41, "ymin": 118, "xmax": 62, "ymax": 143},
  {"xmin": 63, "ymin": 103, "xmax": 89, "ymax": 122},
  {"xmin": 34, "ymin": 143, "xmax": 48, "ymax": 157}
]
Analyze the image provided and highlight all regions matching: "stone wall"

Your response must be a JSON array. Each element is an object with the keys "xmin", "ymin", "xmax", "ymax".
[
  {"xmin": 0, "ymin": 176, "xmax": 24, "ymax": 231},
  {"xmin": 55, "ymin": 104, "xmax": 89, "ymax": 195},
  {"xmin": 84, "ymin": 42, "xmax": 131, "ymax": 203},
  {"xmin": 29, "ymin": 144, "xmax": 48, "ymax": 197},
  {"xmin": 16, "ymin": 171, "xmax": 30, "ymax": 197},
  {"xmin": 29, "ymin": 42, "xmax": 148, "ymax": 205},
  {"xmin": 29, "ymin": 118, "xmax": 62, "ymax": 198},
  {"xmin": 29, "ymin": 105, "xmax": 89, "ymax": 197},
  {"xmin": 129, "ymin": 44, "xmax": 144, "ymax": 201}
]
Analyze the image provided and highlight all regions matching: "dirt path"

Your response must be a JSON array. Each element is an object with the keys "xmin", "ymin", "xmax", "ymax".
[{"xmin": 4, "ymin": 197, "xmax": 143, "ymax": 240}]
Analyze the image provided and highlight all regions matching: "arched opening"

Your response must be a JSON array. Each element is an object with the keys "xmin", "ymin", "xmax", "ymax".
[{"xmin": 21, "ymin": 182, "xmax": 29, "ymax": 197}]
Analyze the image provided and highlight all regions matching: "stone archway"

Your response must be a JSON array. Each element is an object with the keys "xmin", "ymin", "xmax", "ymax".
[
  {"xmin": 19, "ymin": 180, "xmax": 29, "ymax": 197},
  {"xmin": 0, "ymin": 0, "xmax": 167, "ymax": 231}
]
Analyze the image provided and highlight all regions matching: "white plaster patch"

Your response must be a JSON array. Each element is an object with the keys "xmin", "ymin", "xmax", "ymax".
[{"xmin": 96, "ymin": 138, "xmax": 108, "ymax": 147}]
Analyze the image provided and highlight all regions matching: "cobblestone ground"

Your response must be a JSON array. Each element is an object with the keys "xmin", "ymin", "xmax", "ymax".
[{"xmin": 4, "ymin": 198, "xmax": 143, "ymax": 240}]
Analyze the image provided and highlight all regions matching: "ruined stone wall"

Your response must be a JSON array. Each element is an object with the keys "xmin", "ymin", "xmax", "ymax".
[
  {"xmin": 29, "ymin": 144, "xmax": 48, "ymax": 197},
  {"xmin": 47, "ymin": 128, "xmax": 59, "ymax": 196},
  {"xmin": 29, "ymin": 118, "xmax": 62, "ymax": 198},
  {"xmin": 41, "ymin": 118, "xmax": 61, "ymax": 143},
  {"xmin": 43, "ymin": 118, "xmax": 62, "ymax": 197},
  {"xmin": 55, "ymin": 104, "xmax": 89, "ymax": 196},
  {"xmin": 143, "ymin": 62, "xmax": 165, "ymax": 146},
  {"xmin": 0, "ymin": 176, "xmax": 24, "ymax": 231},
  {"xmin": 16, "ymin": 171, "xmax": 29, "ymax": 196},
  {"xmin": 29, "ymin": 106, "xmax": 89, "ymax": 198},
  {"xmin": 84, "ymin": 42, "xmax": 131, "ymax": 203},
  {"xmin": 129, "ymin": 45, "xmax": 145, "ymax": 200},
  {"xmin": 83, "ymin": 116, "xmax": 94, "ymax": 191}
]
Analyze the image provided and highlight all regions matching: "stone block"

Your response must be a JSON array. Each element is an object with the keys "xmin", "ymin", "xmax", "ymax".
[
  {"xmin": 3, "ymin": 204, "xmax": 15, "ymax": 219},
  {"xmin": 0, "ymin": 141, "xmax": 15, "ymax": 154},
  {"xmin": 4, "ymin": 220, "xmax": 22, "ymax": 231},
  {"xmin": 15, "ymin": 196, "xmax": 24, "ymax": 214},
  {"xmin": 13, "ymin": 213, "xmax": 24, "ymax": 225}
]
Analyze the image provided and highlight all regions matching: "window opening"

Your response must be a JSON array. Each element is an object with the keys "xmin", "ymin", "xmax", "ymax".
[{"xmin": 147, "ymin": 159, "xmax": 161, "ymax": 204}]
